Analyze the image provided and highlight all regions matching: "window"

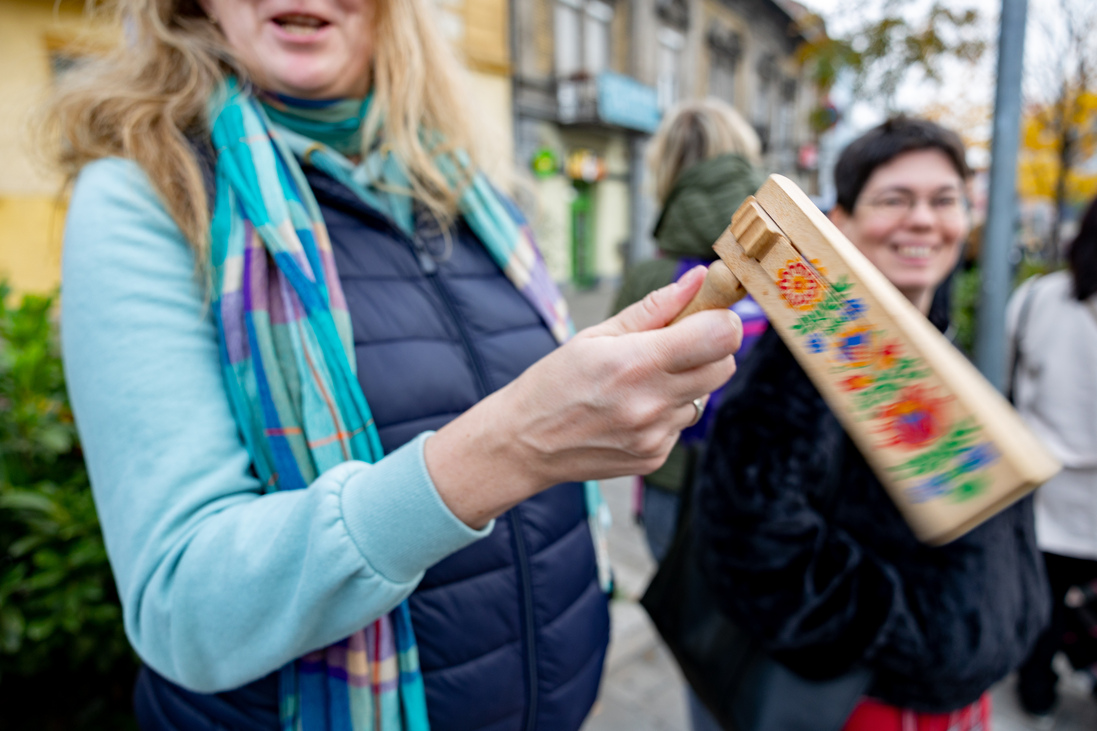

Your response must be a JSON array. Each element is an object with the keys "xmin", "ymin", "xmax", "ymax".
[
  {"xmin": 707, "ymin": 25, "xmax": 741, "ymax": 106},
  {"xmin": 583, "ymin": 1, "xmax": 613, "ymax": 75},
  {"xmin": 709, "ymin": 59, "xmax": 735, "ymax": 104},
  {"xmin": 657, "ymin": 26, "xmax": 684, "ymax": 111},
  {"xmin": 555, "ymin": 0, "xmax": 614, "ymax": 77},
  {"xmin": 753, "ymin": 54, "xmax": 778, "ymax": 138},
  {"xmin": 775, "ymin": 78, "xmax": 797, "ymax": 152}
]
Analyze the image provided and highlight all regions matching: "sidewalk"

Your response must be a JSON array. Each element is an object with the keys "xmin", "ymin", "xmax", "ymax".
[{"xmin": 566, "ymin": 282, "xmax": 1097, "ymax": 731}]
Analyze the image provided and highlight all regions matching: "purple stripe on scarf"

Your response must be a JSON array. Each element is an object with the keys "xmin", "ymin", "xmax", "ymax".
[
  {"xmin": 243, "ymin": 226, "xmax": 269, "ymax": 313},
  {"xmin": 281, "ymin": 271, "xmax": 306, "ymax": 323},
  {"xmin": 372, "ymin": 620, "xmax": 400, "ymax": 694},
  {"xmin": 219, "ymin": 289, "xmax": 249, "ymax": 364},
  {"xmin": 514, "ymin": 237, "xmax": 570, "ymax": 338},
  {"xmin": 268, "ymin": 267, "xmax": 293, "ymax": 326},
  {"xmin": 318, "ymin": 242, "xmax": 348, "ymax": 312}
]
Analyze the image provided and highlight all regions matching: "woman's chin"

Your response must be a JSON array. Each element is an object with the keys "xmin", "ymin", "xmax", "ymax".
[{"xmin": 257, "ymin": 68, "xmax": 358, "ymax": 99}]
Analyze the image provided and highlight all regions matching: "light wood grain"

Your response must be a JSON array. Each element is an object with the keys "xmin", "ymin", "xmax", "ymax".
[
  {"xmin": 708, "ymin": 175, "xmax": 1060, "ymax": 545},
  {"xmin": 669, "ymin": 259, "xmax": 747, "ymax": 325}
]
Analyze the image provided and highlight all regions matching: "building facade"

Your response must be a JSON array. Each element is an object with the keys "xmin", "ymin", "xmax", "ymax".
[
  {"xmin": 511, "ymin": 0, "xmax": 821, "ymax": 286},
  {"xmin": 0, "ymin": 0, "xmax": 110, "ymax": 295},
  {"xmin": 0, "ymin": 0, "xmax": 818, "ymax": 294}
]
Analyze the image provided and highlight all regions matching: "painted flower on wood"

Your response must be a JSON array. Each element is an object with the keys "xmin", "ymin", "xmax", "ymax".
[
  {"xmin": 833, "ymin": 324, "xmax": 875, "ymax": 367},
  {"xmin": 841, "ymin": 374, "xmax": 874, "ymax": 391},
  {"xmin": 877, "ymin": 385, "xmax": 949, "ymax": 449},
  {"xmin": 776, "ymin": 261, "xmax": 824, "ymax": 310}
]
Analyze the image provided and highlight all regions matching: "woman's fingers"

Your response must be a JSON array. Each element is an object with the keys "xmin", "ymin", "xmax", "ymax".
[
  {"xmin": 426, "ymin": 265, "xmax": 744, "ymax": 527},
  {"xmin": 643, "ymin": 307, "xmax": 743, "ymax": 374},
  {"xmin": 650, "ymin": 355, "xmax": 737, "ymax": 410}
]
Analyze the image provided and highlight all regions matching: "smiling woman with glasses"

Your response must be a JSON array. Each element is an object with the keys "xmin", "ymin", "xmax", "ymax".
[
  {"xmin": 828, "ymin": 117, "xmax": 972, "ymax": 315},
  {"xmin": 693, "ymin": 116, "xmax": 1050, "ymax": 731},
  {"xmin": 859, "ymin": 189, "xmax": 967, "ymax": 222}
]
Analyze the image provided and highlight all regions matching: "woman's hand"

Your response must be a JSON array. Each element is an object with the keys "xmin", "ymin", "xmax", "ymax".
[{"xmin": 426, "ymin": 266, "xmax": 743, "ymax": 528}]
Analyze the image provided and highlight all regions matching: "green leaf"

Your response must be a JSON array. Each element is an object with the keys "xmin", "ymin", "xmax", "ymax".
[
  {"xmin": 0, "ymin": 606, "xmax": 25, "ymax": 654},
  {"xmin": 0, "ymin": 490, "xmax": 56, "ymax": 514},
  {"xmin": 33, "ymin": 424, "xmax": 74, "ymax": 455}
]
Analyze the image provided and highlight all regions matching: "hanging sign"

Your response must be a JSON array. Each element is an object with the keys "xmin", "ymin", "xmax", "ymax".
[
  {"xmin": 530, "ymin": 148, "xmax": 559, "ymax": 178},
  {"xmin": 565, "ymin": 149, "xmax": 607, "ymax": 182}
]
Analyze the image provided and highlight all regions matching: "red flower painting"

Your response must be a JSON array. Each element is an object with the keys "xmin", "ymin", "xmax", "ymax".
[
  {"xmin": 841, "ymin": 374, "xmax": 874, "ymax": 391},
  {"xmin": 876, "ymin": 385, "xmax": 950, "ymax": 450},
  {"xmin": 776, "ymin": 261, "xmax": 824, "ymax": 310}
]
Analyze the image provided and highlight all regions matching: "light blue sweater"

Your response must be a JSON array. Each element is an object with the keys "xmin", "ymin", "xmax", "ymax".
[{"xmin": 61, "ymin": 158, "xmax": 492, "ymax": 693}]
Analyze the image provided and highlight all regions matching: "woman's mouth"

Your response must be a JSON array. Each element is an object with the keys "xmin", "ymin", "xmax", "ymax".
[
  {"xmin": 271, "ymin": 13, "xmax": 330, "ymax": 36},
  {"xmin": 893, "ymin": 244, "xmax": 937, "ymax": 260}
]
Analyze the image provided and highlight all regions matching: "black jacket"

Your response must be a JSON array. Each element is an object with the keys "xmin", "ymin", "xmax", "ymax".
[{"xmin": 694, "ymin": 327, "xmax": 1050, "ymax": 712}]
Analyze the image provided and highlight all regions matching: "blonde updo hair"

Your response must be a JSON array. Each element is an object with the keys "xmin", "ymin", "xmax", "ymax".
[
  {"xmin": 44, "ymin": 0, "xmax": 476, "ymax": 259},
  {"xmin": 647, "ymin": 97, "xmax": 761, "ymax": 205}
]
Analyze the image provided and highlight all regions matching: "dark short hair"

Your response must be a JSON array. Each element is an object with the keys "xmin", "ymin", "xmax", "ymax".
[
  {"xmin": 1068, "ymin": 196, "xmax": 1097, "ymax": 301},
  {"xmin": 834, "ymin": 116, "xmax": 971, "ymax": 213}
]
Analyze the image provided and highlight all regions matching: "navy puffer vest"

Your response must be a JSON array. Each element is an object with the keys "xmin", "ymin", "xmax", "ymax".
[{"xmin": 134, "ymin": 167, "xmax": 609, "ymax": 731}]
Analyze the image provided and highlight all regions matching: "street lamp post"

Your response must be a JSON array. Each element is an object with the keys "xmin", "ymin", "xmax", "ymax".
[{"xmin": 976, "ymin": 0, "xmax": 1028, "ymax": 390}]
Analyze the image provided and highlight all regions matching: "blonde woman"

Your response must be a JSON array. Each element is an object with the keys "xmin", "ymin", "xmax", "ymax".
[
  {"xmin": 611, "ymin": 97, "xmax": 763, "ymax": 731},
  {"xmin": 612, "ymin": 98, "xmax": 764, "ymax": 559},
  {"xmin": 50, "ymin": 1, "xmax": 742, "ymax": 729}
]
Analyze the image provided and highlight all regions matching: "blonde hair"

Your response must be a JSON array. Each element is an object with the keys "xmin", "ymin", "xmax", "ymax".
[
  {"xmin": 647, "ymin": 97, "xmax": 761, "ymax": 205},
  {"xmin": 45, "ymin": 0, "xmax": 476, "ymax": 258}
]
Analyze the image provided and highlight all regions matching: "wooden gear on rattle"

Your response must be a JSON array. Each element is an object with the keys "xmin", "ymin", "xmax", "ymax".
[{"xmin": 677, "ymin": 175, "xmax": 1060, "ymax": 545}]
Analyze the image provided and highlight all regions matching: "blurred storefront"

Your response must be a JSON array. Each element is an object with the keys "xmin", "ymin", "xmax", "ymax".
[
  {"xmin": 0, "ymin": 0, "xmax": 820, "ymax": 294},
  {"xmin": 511, "ymin": 0, "xmax": 821, "ymax": 288}
]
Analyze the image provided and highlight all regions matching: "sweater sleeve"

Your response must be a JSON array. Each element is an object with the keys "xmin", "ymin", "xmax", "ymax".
[
  {"xmin": 61, "ymin": 158, "xmax": 492, "ymax": 693},
  {"xmin": 694, "ymin": 330, "xmax": 916, "ymax": 680}
]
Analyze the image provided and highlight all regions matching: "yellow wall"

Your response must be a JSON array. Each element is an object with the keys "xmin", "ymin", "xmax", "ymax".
[
  {"xmin": 0, "ymin": 197, "xmax": 68, "ymax": 295},
  {"xmin": 0, "ymin": 0, "xmax": 513, "ymax": 295},
  {"xmin": 467, "ymin": 72, "xmax": 516, "ymax": 186},
  {"xmin": 435, "ymin": 0, "xmax": 514, "ymax": 178},
  {"xmin": 463, "ymin": 0, "xmax": 510, "ymax": 75},
  {"xmin": 0, "ymin": 0, "xmax": 106, "ymax": 295}
]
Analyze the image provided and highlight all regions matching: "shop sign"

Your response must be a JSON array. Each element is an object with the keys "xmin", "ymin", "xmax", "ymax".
[
  {"xmin": 596, "ymin": 72, "xmax": 661, "ymax": 133},
  {"xmin": 530, "ymin": 148, "xmax": 559, "ymax": 178},
  {"xmin": 565, "ymin": 149, "xmax": 607, "ymax": 182}
]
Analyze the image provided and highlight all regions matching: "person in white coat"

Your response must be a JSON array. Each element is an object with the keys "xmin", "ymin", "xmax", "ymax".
[{"xmin": 1010, "ymin": 195, "xmax": 1097, "ymax": 717}]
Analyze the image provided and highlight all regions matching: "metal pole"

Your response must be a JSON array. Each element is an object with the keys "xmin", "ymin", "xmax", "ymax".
[{"xmin": 975, "ymin": 0, "xmax": 1028, "ymax": 389}]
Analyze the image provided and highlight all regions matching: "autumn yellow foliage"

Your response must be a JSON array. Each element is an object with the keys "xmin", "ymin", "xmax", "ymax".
[{"xmin": 1016, "ymin": 89, "xmax": 1097, "ymax": 204}]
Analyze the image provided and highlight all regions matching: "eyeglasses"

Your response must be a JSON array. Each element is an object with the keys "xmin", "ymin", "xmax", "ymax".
[{"xmin": 859, "ymin": 192, "xmax": 968, "ymax": 223}]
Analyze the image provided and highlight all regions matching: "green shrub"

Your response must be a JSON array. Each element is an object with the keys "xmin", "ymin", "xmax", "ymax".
[
  {"xmin": 951, "ymin": 266, "xmax": 981, "ymax": 356},
  {"xmin": 0, "ymin": 283, "xmax": 137, "ymax": 730}
]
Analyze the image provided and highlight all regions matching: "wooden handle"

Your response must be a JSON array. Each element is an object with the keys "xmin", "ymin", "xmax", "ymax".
[{"xmin": 670, "ymin": 260, "xmax": 746, "ymax": 324}]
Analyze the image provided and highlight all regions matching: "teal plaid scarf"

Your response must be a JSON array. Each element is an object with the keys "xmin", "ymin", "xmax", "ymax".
[{"xmin": 207, "ymin": 79, "xmax": 609, "ymax": 731}]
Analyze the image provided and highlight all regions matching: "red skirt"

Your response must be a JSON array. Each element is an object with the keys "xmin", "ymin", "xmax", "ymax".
[{"xmin": 842, "ymin": 694, "xmax": 991, "ymax": 731}]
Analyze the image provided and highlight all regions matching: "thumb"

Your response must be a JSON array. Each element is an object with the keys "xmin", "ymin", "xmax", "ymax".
[{"xmin": 590, "ymin": 266, "xmax": 707, "ymax": 337}]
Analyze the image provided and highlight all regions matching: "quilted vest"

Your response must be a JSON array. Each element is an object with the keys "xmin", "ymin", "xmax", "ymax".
[{"xmin": 134, "ymin": 166, "xmax": 610, "ymax": 731}]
